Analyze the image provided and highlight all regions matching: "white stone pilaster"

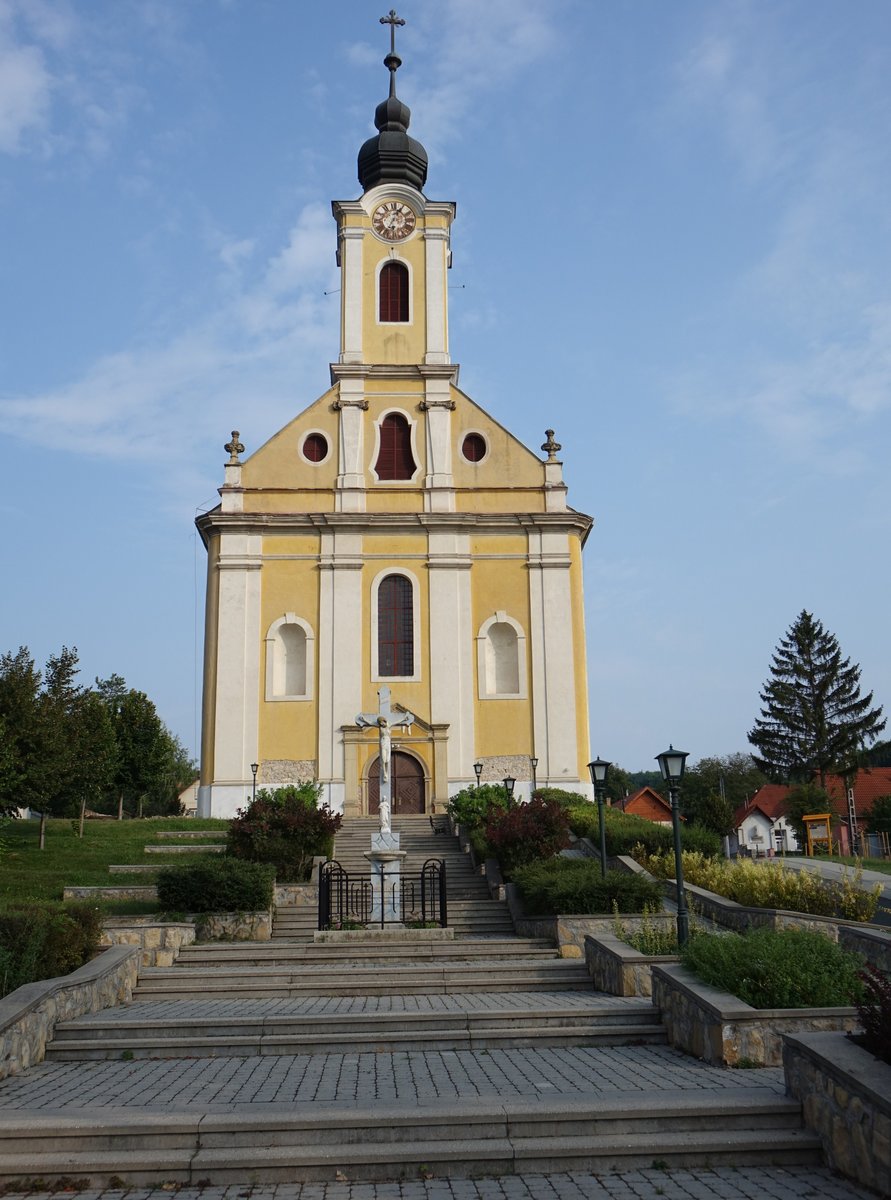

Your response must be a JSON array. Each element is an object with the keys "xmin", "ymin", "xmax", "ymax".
[
  {"xmin": 424, "ymin": 229, "xmax": 450, "ymax": 365},
  {"xmin": 421, "ymin": 375, "xmax": 456, "ymax": 513},
  {"xmin": 335, "ymin": 377, "xmax": 368, "ymax": 513},
  {"xmin": 317, "ymin": 530, "xmax": 364, "ymax": 786},
  {"xmin": 427, "ymin": 531, "xmax": 474, "ymax": 777},
  {"xmin": 527, "ymin": 529, "xmax": 577, "ymax": 785},
  {"xmin": 211, "ymin": 532, "xmax": 262, "ymax": 794},
  {"xmin": 339, "ymin": 228, "xmax": 364, "ymax": 365}
]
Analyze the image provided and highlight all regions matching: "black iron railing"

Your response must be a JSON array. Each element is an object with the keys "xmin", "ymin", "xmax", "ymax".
[{"xmin": 318, "ymin": 858, "xmax": 447, "ymax": 930}]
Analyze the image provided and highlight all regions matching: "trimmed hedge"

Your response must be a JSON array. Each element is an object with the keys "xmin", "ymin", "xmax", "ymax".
[
  {"xmin": 0, "ymin": 901, "xmax": 103, "ymax": 998},
  {"xmin": 156, "ymin": 858, "xmax": 275, "ymax": 914},
  {"xmin": 446, "ymin": 784, "xmax": 507, "ymax": 833},
  {"xmin": 512, "ymin": 859, "xmax": 663, "ymax": 916},
  {"xmin": 568, "ymin": 804, "xmax": 722, "ymax": 858},
  {"xmin": 681, "ymin": 926, "xmax": 864, "ymax": 1009}
]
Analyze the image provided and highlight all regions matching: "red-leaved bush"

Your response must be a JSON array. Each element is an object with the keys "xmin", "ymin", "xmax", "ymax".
[
  {"xmin": 485, "ymin": 795, "xmax": 571, "ymax": 876},
  {"xmin": 227, "ymin": 783, "xmax": 341, "ymax": 882}
]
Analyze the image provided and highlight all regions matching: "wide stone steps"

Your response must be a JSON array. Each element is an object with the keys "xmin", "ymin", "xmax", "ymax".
[
  {"xmin": 47, "ymin": 1002, "xmax": 665, "ymax": 1059},
  {"xmin": 0, "ymin": 1092, "xmax": 821, "ymax": 1184},
  {"xmin": 169, "ymin": 937, "xmax": 558, "ymax": 967},
  {"xmin": 132, "ymin": 959, "xmax": 594, "ymax": 999}
]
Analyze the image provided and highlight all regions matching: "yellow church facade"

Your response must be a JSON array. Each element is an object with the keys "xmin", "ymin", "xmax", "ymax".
[{"xmin": 196, "ymin": 38, "xmax": 593, "ymax": 818}]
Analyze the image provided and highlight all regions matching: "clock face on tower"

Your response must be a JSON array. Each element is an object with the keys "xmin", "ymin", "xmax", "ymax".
[{"xmin": 372, "ymin": 201, "xmax": 416, "ymax": 241}]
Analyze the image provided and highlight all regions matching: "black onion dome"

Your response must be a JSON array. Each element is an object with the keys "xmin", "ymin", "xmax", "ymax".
[{"xmin": 358, "ymin": 51, "xmax": 428, "ymax": 193}]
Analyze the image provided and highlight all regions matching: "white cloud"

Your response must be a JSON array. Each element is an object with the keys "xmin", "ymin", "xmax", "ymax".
[{"xmin": 0, "ymin": 22, "xmax": 51, "ymax": 152}]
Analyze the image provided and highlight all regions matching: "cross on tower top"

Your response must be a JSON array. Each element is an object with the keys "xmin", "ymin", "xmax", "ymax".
[{"xmin": 380, "ymin": 9, "xmax": 405, "ymax": 56}]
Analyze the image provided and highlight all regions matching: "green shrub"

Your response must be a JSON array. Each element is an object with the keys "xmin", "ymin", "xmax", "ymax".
[
  {"xmin": 227, "ymin": 783, "xmax": 341, "ymax": 882},
  {"xmin": 855, "ymin": 964, "xmax": 891, "ymax": 1065},
  {"xmin": 613, "ymin": 907, "xmax": 688, "ymax": 955},
  {"xmin": 446, "ymin": 784, "xmax": 507, "ymax": 833},
  {"xmin": 156, "ymin": 858, "xmax": 275, "ymax": 913},
  {"xmin": 681, "ymin": 927, "xmax": 864, "ymax": 1009},
  {"xmin": 0, "ymin": 901, "xmax": 103, "ymax": 998},
  {"xmin": 533, "ymin": 787, "xmax": 588, "ymax": 808},
  {"xmin": 512, "ymin": 859, "xmax": 663, "ymax": 916},
  {"xmin": 637, "ymin": 849, "xmax": 881, "ymax": 921},
  {"xmin": 567, "ymin": 805, "xmax": 721, "ymax": 858},
  {"xmin": 485, "ymin": 796, "xmax": 570, "ymax": 875}
]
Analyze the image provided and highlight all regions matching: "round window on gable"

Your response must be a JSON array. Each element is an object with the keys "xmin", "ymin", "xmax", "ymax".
[
  {"xmin": 302, "ymin": 433, "xmax": 328, "ymax": 463},
  {"xmin": 462, "ymin": 433, "xmax": 487, "ymax": 463}
]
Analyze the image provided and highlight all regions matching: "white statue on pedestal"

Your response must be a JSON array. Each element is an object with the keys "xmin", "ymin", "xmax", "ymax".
[{"xmin": 356, "ymin": 686, "xmax": 414, "ymax": 834}]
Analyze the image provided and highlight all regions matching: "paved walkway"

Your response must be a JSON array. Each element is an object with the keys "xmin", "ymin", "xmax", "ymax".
[
  {"xmin": 0, "ymin": 1044, "xmax": 784, "ymax": 1109},
  {"xmin": 0, "ymin": 1167, "xmax": 874, "ymax": 1200}
]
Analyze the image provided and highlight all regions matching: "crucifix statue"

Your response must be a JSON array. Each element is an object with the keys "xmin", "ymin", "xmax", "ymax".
[{"xmin": 357, "ymin": 686, "xmax": 414, "ymax": 834}]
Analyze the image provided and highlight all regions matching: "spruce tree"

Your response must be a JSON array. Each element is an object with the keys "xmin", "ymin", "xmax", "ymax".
[{"xmin": 748, "ymin": 610, "xmax": 886, "ymax": 785}]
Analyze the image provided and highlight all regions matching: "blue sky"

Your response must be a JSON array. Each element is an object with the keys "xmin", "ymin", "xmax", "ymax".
[{"xmin": 1, "ymin": 0, "xmax": 889, "ymax": 774}]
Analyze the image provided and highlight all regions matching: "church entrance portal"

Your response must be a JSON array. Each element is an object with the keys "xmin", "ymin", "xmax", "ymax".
[{"xmin": 368, "ymin": 752, "xmax": 425, "ymax": 816}]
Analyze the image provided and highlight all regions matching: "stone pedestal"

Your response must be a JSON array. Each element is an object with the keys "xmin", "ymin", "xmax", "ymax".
[{"xmin": 364, "ymin": 832, "xmax": 407, "ymax": 925}]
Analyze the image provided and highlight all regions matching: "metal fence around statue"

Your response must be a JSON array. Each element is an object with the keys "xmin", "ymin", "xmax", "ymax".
[{"xmin": 318, "ymin": 858, "xmax": 447, "ymax": 930}]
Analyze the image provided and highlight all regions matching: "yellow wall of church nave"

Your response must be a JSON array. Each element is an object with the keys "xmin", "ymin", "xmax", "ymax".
[
  {"xmin": 257, "ymin": 558, "xmax": 321, "ymax": 763},
  {"xmin": 240, "ymin": 388, "xmax": 339, "ymax": 493},
  {"xmin": 474, "ymin": 699, "xmax": 533, "ymax": 760}
]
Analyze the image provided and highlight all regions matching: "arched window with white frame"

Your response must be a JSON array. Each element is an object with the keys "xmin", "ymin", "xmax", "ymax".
[
  {"xmin": 477, "ymin": 612, "xmax": 527, "ymax": 699},
  {"xmin": 265, "ymin": 614, "xmax": 314, "ymax": 701},
  {"xmin": 372, "ymin": 569, "xmax": 421, "ymax": 681}
]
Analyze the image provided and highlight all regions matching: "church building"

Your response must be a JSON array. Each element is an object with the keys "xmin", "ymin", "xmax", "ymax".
[{"xmin": 196, "ymin": 21, "xmax": 594, "ymax": 819}]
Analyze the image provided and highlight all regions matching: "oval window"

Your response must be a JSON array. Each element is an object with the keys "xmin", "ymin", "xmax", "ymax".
[
  {"xmin": 462, "ymin": 433, "xmax": 486, "ymax": 463},
  {"xmin": 302, "ymin": 433, "xmax": 328, "ymax": 463}
]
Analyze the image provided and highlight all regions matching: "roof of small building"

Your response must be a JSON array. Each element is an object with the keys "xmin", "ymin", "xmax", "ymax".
[{"xmin": 737, "ymin": 768, "xmax": 891, "ymax": 827}]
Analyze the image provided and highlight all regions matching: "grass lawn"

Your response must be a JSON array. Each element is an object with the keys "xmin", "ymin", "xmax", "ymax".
[{"xmin": 0, "ymin": 817, "xmax": 230, "ymax": 908}]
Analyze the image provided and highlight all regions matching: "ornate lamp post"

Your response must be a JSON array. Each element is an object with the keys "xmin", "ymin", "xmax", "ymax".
[
  {"xmin": 473, "ymin": 761, "xmax": 483, "ymax": 789},
  {"xmin": 656, "ymin": 744, "xmax": 690, "ymax": 947},
  {"xmin": 530, "ymin": 756, "xmax": 539, "ymax": 797},
  {"xmin": 587, "ymin": 758, "xmax": 611, "ymax": 878},
  {"xmin": 503, "ymin": 776, "xmax": 516, "ymax": 808},
  {"xmin": 250, "ymin": 762, "xmax": 259, "ymax": 804}
]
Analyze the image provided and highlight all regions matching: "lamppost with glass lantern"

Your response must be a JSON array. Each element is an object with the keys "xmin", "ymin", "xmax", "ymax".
[
  {"xmin": 250, "ymin": 762, "xmax": 259, "ymax": 804},
  {"xmin": 530, "ymin": 756, "xmax": 538, "ymax": 797},
  {"xmin": 587, "ymin": 757, "xmax": 611, "ymax": 878},
  {"xmin": 656, "ymin": 745, "xmax": 690, "ymax": 946},
  {"xmin": 503, "ymin": 776, "xmax": 516, "ymax": 808},
  {"xmin": 473, "ymin": 761, "xmax": 483, "ymax": 789}
]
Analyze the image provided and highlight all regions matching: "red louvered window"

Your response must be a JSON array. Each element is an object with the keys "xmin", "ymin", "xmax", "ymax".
[
  {"xmin": 378, "ymin": 574, "xmax": 414, "ymax": 676},
  {"xmin": 379, "ymin": 261, "xmax": 409, "ymax": 322},
  {"xmin": 375, "ymin": 413, "xmax": 416, "ymax": 480}
]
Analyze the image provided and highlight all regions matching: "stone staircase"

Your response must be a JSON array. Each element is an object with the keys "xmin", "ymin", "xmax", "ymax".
[{"xmin": 0, "ymin": 813, "xmax": 825, "ymax": 1185}]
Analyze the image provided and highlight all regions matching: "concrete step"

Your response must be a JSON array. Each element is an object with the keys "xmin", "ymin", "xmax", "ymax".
[
  {"xmin": 47, "ymin": 1005, "xmax": 666, "ymax": 1058},
  {"xmin": 133, "ymin": 961, "xmax": 594, "ymax": 999},
  {"xmin": 155, "ymin": 831, "xmax": 228, "ymax": 839},
  {"xmin": 171, "ymin": 939, "xmax": 557, "ymax": 966},
  {"xmin": 144, "ymin": 843, "xmax": 225, "ymax": 854},
  {"xmin": 0, "ymin": 1092, "xmax": 820, "ymax": 1185}
]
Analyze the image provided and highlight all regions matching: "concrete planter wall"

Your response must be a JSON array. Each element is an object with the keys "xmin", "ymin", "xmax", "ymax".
[
  {"xmin": 784, "ymin": 1031, "xmax": 891, "ymax": 1194},
  {"xmin": 505, "ymin": 882, "xmax": 674, "ymax": 960},
  {"xmin": 0, "ymin": 945, "xmax": 139, "ymax": 1080},
  {"xmin": 101, "ymin": 911, "xmax": 271, "ymax": 965},
  {"xmin": 584, "ymin": 933, "xmax": 678, "ymax": 997},
  {"xmin": 652, "ymin": 962, "xmax": 859, "ymax": 1067}
]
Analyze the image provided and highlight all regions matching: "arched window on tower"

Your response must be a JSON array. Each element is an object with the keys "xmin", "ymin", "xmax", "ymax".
[
  {"xmin": 374, "ymin": 413, "xmax": 417, "ymax": 481},
  {"xmin": 379, "ymin": 261, "xmax": 409, "ymax": 322},
  {"xmin": 377, "ymin": 574, "xmax": 414, "ymax": 677},
  {"xmin": 477, "ymin": 613, "xmax": 527, "ymax": 699},
  {"xmin": 265, "ymin": 615, "xmax": 314, "ymax": 701}
]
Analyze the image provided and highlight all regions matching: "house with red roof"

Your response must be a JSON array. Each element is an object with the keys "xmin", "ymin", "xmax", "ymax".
[{"xmin": 617, "ymin": 787, "xmax": 674, "ymax": 825}]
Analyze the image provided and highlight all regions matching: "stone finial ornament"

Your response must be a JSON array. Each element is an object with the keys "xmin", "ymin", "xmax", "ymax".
[
  {"xmin": 225, "ymin": 431, "xmax": 245, "ymax": 464},
  {"xmin": 541, "ymin": 430, "xmax": 562, "ymax": 462}
]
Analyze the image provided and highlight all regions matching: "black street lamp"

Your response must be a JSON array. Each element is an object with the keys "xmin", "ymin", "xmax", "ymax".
[
  {"xmin": 250, "ymin": 762, "xmax": 259, "ymax": 803},
  {"xmin": 656, "ymin": 745, "xmax": 690, "ymax": 947},
  {"xmin": 530, "ymin": 756, "xmax": 539, "ymax": 797},
  {"xmin": 587, "ymin": 758, "xmax": 611, "ymax": 878},
  {"xmin": 473, "ymin": 761, "xmax": 483, "ymax": 789},
  {"xmin": 503, "ymin": 776, "xmax": 516, "ymax": 808}
]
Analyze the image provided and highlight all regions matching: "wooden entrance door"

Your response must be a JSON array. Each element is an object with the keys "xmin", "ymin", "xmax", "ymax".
[{"xmin": 368, "ymin": 752, "xmax": 425, "ymax": 815}]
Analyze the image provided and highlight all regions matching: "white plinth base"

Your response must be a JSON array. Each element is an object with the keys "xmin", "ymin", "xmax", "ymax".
[{"xmin": 364, "ymin": 832, "xmax": 407, "ymax": 925}]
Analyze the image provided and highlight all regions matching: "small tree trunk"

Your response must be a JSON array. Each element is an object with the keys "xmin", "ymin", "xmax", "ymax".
[
  {"xmin": 117, "ymin": 792, "xmax": 124, "ymax": 821},
  {"xmin": 38, "ymin": 810, "xmax": 47, "ymax": 850},
  {"xmin": 137, "ymin": 795, "xmax": 144, "ymax": 819},
  {"xmin": 78, "ymin": 797, "xmax": 87, "ymax": 839}
]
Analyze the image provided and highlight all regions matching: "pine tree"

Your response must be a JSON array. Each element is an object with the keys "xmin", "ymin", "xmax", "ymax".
[{"xmin": 748, "ymin": 610, "xmax": 886, "ymax": 785}]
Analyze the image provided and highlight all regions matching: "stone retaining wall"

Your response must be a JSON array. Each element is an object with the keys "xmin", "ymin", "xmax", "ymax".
[
  {"xmin": 651, "ymin": 962, "xmax": 858, "ymax": 1066},
  {"xmin": 274, "ymin": 882, "xmax": 318, "ymax": 907},
  {"xmin": 64, "ymin": 885, "xmax": 158, "ymax": 901},
  {"xmin": 194, "ymin": 911, "xmax": 272, "ymax": 941},
  {"xmin": 101, "ymin": 919, "xmax": 196, "ymax": 966},
  {"xmin": 783, "ymin": 1031, "xmax": 891, "ymax": 1194},
  {"xmin": 584, "ymin": 933, "xmax": 677, "ymax": 997},
  {"xmin": 0, "ymin": 945, "xmax": 139, "ymax": 1080},
  {"xmin": 504, "ymin": 883, "xmax": 675, "ymax": 960}
]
